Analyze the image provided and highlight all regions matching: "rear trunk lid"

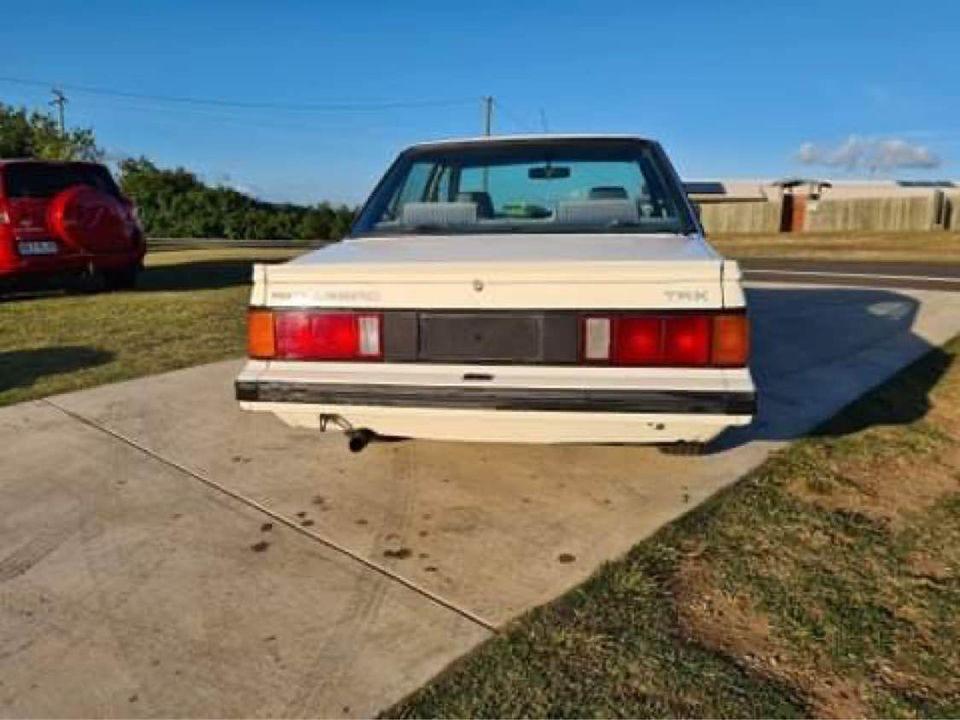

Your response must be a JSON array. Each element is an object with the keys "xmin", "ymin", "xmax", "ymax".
[{"xmin": 258, "ymin": 233, "xmax": 730, "ymax": 310}]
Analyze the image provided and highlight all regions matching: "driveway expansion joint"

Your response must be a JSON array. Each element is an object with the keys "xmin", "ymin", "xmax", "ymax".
[{"xmin": 41, "ymin": 397, "xmax": 498, "ymax": 634}]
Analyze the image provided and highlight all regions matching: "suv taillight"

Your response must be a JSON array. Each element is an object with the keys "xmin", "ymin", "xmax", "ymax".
[
  {"xmin": 248, "ymin": 309, "xmax": 383, "ymax": 361},
  {"xmin": 580, "ymin": 312, "xmax": 749, "ymax": 368}
]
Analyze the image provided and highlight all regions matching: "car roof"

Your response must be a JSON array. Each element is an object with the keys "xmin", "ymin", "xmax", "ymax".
[{"xmin": 405, "ymin": 134, "xmax": 656, "ymax": 152}]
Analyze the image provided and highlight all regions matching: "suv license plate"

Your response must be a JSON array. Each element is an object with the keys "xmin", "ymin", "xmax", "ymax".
[{"xmin": 18, "ymin": 240, "xmax": 59, "ymax": 256}]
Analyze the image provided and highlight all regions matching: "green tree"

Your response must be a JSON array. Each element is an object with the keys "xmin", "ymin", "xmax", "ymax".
[
  {"xmin": 118, "ymin": 157, "xmax": 356, "ymax": 240},
  {"xmin": 0, "ymin": 102, "xmax": 102, "ymax": 161},
  {"xmin": 297, "ymin": 211, "xmax": 331, "ymax": 240}
]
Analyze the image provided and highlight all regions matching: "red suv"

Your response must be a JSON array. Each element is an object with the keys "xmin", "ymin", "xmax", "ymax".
[{"xmin": 0, "ymin": 159, "xmax": 145, "ymax": 291}]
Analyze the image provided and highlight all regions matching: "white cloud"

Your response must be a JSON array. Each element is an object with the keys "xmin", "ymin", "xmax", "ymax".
[{"xmin": 795, "ymin": 135, "xmax": 941, "ymax": 172}]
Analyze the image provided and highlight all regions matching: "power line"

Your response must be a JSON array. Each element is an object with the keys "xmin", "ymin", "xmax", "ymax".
[
  {"xmin": 0, "ymin": 75, "xmax": 478, "ymax": 113},
  {"xmin": 63, "ymin": 92, "xmax": 441, "ymax": 135}
]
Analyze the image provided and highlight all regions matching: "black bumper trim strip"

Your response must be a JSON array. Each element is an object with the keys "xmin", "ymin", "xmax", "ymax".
[{"xmin": 236, "ymin": 380, "xmax": 756, "ymax": 415}]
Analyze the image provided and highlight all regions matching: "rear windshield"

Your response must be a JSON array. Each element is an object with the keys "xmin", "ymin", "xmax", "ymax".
[
  {"xmin": 353, "ymin": 140, "xmax": 696, "ymax": 237},
  {"xmin": 2, "ymin": 163, "xmax": 120, "ymax": 199}
]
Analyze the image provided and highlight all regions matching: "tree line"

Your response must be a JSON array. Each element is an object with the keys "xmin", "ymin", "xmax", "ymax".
[
  {"xmin": 117, "ymin": 157, "xmax": 355, "ymax": 240},
  {"xmin": 0, "ymin": 102, "xmax": 356, "ymax": 241}
]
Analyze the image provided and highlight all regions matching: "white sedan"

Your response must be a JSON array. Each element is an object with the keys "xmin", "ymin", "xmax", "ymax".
[{"xmin": 236, "ymin": 135, "xmax": 755, "ymax": 452}]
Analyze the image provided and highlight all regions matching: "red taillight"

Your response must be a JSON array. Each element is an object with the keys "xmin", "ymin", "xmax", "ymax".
[
  {"xmin": 581, "ymin": 312, "xmax": 748, "ymax": 367},
  {"xmin": 614, "ymin": 316, "xmax": 663, "ymax": 364},
  {"xmin": 663, "ymin": 315, "xmax": 711, "ymax": 365},
  {"xmin": 268, "ymin": 311, "xmax": 382, "ymax": 361}
]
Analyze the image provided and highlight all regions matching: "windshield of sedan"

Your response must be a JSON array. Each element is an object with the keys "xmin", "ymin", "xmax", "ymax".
[{"xmin": 352, "ymin": 140, "xmax": 696, "ymax": 236}]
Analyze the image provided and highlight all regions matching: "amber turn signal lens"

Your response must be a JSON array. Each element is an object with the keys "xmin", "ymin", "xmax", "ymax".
[
  {"xmin": 247, "ymin": 309, "xmax": 276, "ymax": 359},
  {"xmin": 712, "ymin": 314, "xmax": 750, "ymax": 367}
]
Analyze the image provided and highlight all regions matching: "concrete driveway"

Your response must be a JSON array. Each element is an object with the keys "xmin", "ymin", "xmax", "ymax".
[{"xmin": 2, "ymin": 283, "xmax": 959, "ymax": 717}]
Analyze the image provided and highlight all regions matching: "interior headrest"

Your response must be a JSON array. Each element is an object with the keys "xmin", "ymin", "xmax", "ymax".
[
  {"xmin": 555, "ymin": 199, "xmax": 639, "ymax": 226},
  {"xmin": 401, "ymin": 202, "xmax": 478, "ymax": 227},
  {"xmin": 456, "ymin": 191, "xmax": 494, "ymax": 218},
  {"xmin": 588, "ymin": 186, "xmax": 629, "ymax": 200}
]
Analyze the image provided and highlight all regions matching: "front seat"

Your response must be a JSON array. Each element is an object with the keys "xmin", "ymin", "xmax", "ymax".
[
  {"xmin": 588, "ymin": 186, "xmax": 629, "ymax": 200},
  {"xmin": 456, "ymin": 191, "xmax": 495, "ymax": 218}
]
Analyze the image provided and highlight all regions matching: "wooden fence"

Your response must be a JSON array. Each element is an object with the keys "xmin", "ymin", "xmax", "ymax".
[
  {"xmin": 698, "ymin": 201, "xmax": 782, "ymax": 233},
  {"xmin": 699, "ymin": 193, "xmax": 960, "ymax": 234}
]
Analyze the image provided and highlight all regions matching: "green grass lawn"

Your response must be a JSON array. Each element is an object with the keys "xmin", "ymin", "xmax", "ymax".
[
  {"xmin": 389, "ymin": 337, "xmax": 960, "ymax": 718},
  {"xmin": 0, "ymin": 247, "xmax": 302, "ymax": 407},
  {"xmin": 711, "ymin": 230, "xmax": 960, "ymax": 263}
]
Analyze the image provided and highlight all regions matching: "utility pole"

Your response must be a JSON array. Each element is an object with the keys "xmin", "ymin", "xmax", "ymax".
[
  {"xmin": 481, "ymin": 96, "xmax": 494, "ymax": 192},
  {"xmin": 483, "ymin": 96, "xmax": 493, "ymax": 136},
  {"xmin": 539, "ymin": 108, "xmax": 549, "ymax": 134},
  {"xmin": 50, "ymin": 88, "xmax": 67, "ymax": 136}
]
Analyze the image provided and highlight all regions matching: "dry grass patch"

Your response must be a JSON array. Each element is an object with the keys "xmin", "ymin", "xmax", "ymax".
[
  {"xmin": 786, "ymin": 430, "xmax": 959, "ymax": 529},
  {"xmin": 670, "ymin": 345, "xmax": 960, "ymax": 717},
  {"xmin": 674, "ymin": 561, "xmax": 869, "ymax": 719}
]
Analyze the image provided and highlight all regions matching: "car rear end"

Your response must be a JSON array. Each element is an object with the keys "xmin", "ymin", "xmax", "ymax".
[
  {"xmin": 236, "ymin": 237, "xmax": 754, "ymax": 447},
  {"xmin": 235, "ymin": 136, "xmax": 756, "ymax": 449},
  {"xmin": 0, "ymin": 160, "xmax": 144, "ymax": 289}
]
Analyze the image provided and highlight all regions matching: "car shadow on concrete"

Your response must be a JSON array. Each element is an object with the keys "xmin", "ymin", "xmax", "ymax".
[
  {"xmin": 714, "ymin": 285, "xmax": 948, "ymax": 450},
  {"xmin": 808, "ymin": 344, "xmax": 953, "ymax": 438},
  {"xmin": 0, "ymin": 346, "xmax": 114, "ymax": 394}
]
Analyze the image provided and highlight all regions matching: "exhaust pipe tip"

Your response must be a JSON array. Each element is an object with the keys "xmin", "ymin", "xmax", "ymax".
[{"xmin": 348, "ymin": 429, "xmax": 374, "ymax": 453}]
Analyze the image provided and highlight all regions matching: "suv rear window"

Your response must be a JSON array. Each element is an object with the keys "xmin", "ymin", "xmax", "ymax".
[{"xmin": 2, "ymin": 163, "xmax": 120, "ymax": 199}]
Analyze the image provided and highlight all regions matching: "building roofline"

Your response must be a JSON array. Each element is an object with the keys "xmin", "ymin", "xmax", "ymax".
[{"xmin": 685, "ymin": 177, "xmax": 960, "ymax": 186}]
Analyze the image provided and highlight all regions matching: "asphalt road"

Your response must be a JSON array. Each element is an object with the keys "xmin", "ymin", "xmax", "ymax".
[{"xmin": 741, "ymin": 259, "xmax": 960, "ymax": 291}]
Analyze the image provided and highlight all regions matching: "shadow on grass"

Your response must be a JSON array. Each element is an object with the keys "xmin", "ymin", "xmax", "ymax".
[
  {"xmin": 1, "ymin": 255, "xmax": 293, "ymax": 300},
  {"xmin": 136, "ymin": 259, "xmax": 264, "ymax": 292},
  {"xmin": 0, "ymin": 347, "xmax": 114, "ymax": 393},
  {"xmin": 810, "ymin": 344, "xmax": 954, "ymax": 438}
]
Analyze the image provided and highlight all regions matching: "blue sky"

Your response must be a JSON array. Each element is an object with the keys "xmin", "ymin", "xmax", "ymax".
[{"xmin": 2, "ymin": 0, "xmax": 957, "ymax": 204}]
